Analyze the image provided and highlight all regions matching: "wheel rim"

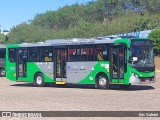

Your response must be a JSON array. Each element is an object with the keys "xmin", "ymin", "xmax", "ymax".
[
  {"xmin": 36, "ymin": 76, "xmax": 43, "ymax": 85},
  {"xmin": 1, "ymin": 69, "xmax": 5, "ymax": 76},
  {"xmin": 99, "ymin": 77, "xmax": 107, "ymax": 88}
]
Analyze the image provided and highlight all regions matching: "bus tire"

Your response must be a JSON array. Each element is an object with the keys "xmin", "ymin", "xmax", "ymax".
[
  {"xmin": 34, "ymin": 73, "xmax": 46, "ymax": 87},
  {"xmin": 0, "ymin": 68, "xmax": 6, "ymax": 77},
  {"xmin": 96, "ymin": 74, "xmax": 109, "ymax": 89}
]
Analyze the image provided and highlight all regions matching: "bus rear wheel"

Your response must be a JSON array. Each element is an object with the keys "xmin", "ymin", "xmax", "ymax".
[
  {"xmin": 96, "ymin": 74, "xmax": 109, "ymax": 89},
  {"xmin": 0, "ymin": 68, "xmax": 6, "ymax": 77},
  {"xmin": 34, "ymin": 73, "xmax": 46, "ymax": 87}
]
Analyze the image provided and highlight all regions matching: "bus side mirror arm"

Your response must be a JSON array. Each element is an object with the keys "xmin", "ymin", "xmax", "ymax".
[{"xmin": 128, "ymin": 57, "xmax": 132, "ymax": 63}]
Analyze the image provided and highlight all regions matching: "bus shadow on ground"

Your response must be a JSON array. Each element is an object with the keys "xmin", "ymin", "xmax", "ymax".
[
  {"xmin": 110, "ymin": 85, "xmax": 155, "ymax": 91},
  {"xmin": 11, "ymin": 83, "xmax": 155, "ymax": 91},
  {"xmin": 10, "ymin": 83, "xmax": 95, "ymax": 89}
]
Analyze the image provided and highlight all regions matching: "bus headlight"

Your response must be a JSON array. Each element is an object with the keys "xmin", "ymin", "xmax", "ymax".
[{"xmin": 131, "ymin": 72, "xmax": 138, "ymax": 78}]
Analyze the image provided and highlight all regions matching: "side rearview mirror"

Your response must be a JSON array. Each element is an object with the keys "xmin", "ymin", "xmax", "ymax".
[
  {"xmin": 133, "ymin": 57, "xmax": 138, "ymax": 62},
  {"xmin": 128, "ymin": 57, "xmax": 138, "ymax": 63}
]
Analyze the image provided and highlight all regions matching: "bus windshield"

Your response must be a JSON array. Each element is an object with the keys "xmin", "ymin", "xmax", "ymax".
[{"xmin": 130, "ymin": 40, "xmax": 154, "ymax": 68}]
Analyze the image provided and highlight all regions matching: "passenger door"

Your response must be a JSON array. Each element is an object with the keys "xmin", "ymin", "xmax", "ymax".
[
  {"xmin": 54, "ymin": 48, "xmax": 67, "ymax": 82},
  {"xmin": 110, "ymin": 45, "xmax": 127, "ymax": 83},
  {"xmin": 16, "ymin": 48, "xmax": 27, "ymax": 80}
]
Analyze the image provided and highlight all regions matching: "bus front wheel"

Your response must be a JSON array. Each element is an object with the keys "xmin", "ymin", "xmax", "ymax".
[
  {"xmin": 34, "ymin": 73, "xmax": 46, "ymax": 87},
  {"xmin": 96, "ymin": 74, "xmax": 110, "ymax": 89}
]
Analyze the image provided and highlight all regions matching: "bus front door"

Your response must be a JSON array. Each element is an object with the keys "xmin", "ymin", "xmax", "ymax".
[
  {"xmin": 110, "ymin": 45, "xmax": 126, "ymax": 83},
  {"xmin": 54, "ymin": 48, "xmax": 67, "ymax": 83},
  {"xmin": 16, "ymin": 49, "xmax": 27, "ymax": 80}
]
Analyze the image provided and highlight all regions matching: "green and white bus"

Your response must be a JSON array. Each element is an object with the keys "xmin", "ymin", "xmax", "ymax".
[{"xmin": 6, "ymin": 37, "xmax": 155, "ymax": 89}]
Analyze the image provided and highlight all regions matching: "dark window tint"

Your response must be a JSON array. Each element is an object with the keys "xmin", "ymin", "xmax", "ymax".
[
  {"xmin": 8, "ymin": 48, "xmax": 15, "ymax": 62},
  {"xmin": 95, "ymin": 44, "xmax": 108, "ymax": 61},
  {"xmin": 131, "ymin": 40, "xmax": 152, "ymax": 46},
  {"xmin": 28, "ymin": 48, "xmax": 40, "ymax": 62},
  {"xmin": 0, "ymin": 49, "xmax": 6, "ymax": 58},
  {"xmin": 40, "ymin": 47, "xmax": 53, "ymax": 62},
  {"xmin": 81, "ymin": 45, "xmax": 95, "ymax": 61},
  {"xmin": 68, "ymin": 46, "xmax": 81, "ymax": 61},
  {"xmin": 68, "ymin": 44, "xmax": 108, "ymax": 62}
]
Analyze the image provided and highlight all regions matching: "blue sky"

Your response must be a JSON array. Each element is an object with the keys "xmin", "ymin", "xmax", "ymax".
[{"xmin": 0, "ymin": 0, "xmax": 92, "ymax": 31}]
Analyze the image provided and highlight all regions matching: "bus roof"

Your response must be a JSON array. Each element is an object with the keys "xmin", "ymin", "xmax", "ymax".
[
  {"xmin": 45, "ymin": 37, "xmax": 120, "ymax": 45},
  {"xmin": 7, "ymin": 42, "xmax": 52, "ymax": 48},
  {"xmin": 6, "ymin": 36, "xmax": 150, "ymax": 48},
  {"xmin": 7, "ymin": 37, "xmax": 119, "ymax": 48}
]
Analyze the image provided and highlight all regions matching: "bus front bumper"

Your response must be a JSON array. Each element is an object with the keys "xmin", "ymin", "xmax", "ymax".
[{"xmin": 129, "ymin": 75, "xmax": 155, "ymax": 84}]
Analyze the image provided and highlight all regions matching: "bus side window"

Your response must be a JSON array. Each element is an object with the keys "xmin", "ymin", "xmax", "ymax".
[
  {"xmin": 89, "ymin": 47, "xmax": 95, "ymax": 61},
  {"xmin": 76, "ymin": 48, "xmax": 81, "ymax": 61},
  {"xmin": 68, "ymin": 47, "xmax": 79, "ymax": 61},
  {"xmin": 95, "ymin": 48, "xmax": 104, "ymax": 61},
  {"xmin": 95, "ymin": 45, "xmax": 107, "ymax": 61},
  {"xmin": 81, "ymin": 46, "xmax": 95, "ymax": 61},
  {"xmin": 9, "ymin": 49, "xmax": 15, "ymax": 62},
  {"xmin": 41, "ymin": 47, "xmax": 53, "ymax": 62},
  {"xmin": 0, "ymin": 49, "xmax": 5, "ymax": 59},
  {"xmin": 29, "ymin": 48, "xmax": 39, "ymax": 62},
  {"xmin": 68, "ymin": 48, "xmax": 75, "ymax": 61}
]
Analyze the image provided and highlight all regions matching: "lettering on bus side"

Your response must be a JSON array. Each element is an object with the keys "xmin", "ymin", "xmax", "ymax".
[{"xmin": 10, "ymin": 67, "xmax": 15, "ymax": 70}]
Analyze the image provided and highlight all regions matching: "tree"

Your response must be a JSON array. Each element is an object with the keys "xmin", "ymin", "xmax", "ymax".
[
  {"xmin": 8, "ymin": 23, "xmax": 52, "ymax": 43},
  {"xmin": 141, "ymin": 0, "xmax": 160, "ymax": 13},
  {"xmin": 6, "ymin": 0, "xmax": 160, "ymax": 44},
  {"xmin": 148, "ymin": 29, "xmax": 160, "ymax": 55}
]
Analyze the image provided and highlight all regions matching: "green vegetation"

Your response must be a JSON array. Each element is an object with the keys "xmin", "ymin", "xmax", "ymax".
[
  {"xmin": 0, "ymin": 33, "xmax": 7, "ymax": 43},
  {"xmin": 3, "ymin": 0, "xmax": 160, "ymax": 50},
  {"xmin": 148, "ymin": 29, "xmax": 160, "ymax": 55}
]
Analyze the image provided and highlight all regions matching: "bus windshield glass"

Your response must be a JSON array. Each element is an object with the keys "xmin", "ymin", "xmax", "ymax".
[{"xmin": 130, "ymin": 40, "xmax": 154, "ymax": 67}]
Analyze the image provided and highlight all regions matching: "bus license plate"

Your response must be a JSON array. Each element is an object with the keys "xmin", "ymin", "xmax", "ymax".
[{"xmin": 145, "ymin": 79, "xmax": 150, "ymax": 82}]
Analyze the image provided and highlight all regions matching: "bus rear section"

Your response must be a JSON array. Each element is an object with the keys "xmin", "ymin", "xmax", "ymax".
[{"xmin": 6, "ymin": 44, "xmax": 54, "ymax": 86}]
